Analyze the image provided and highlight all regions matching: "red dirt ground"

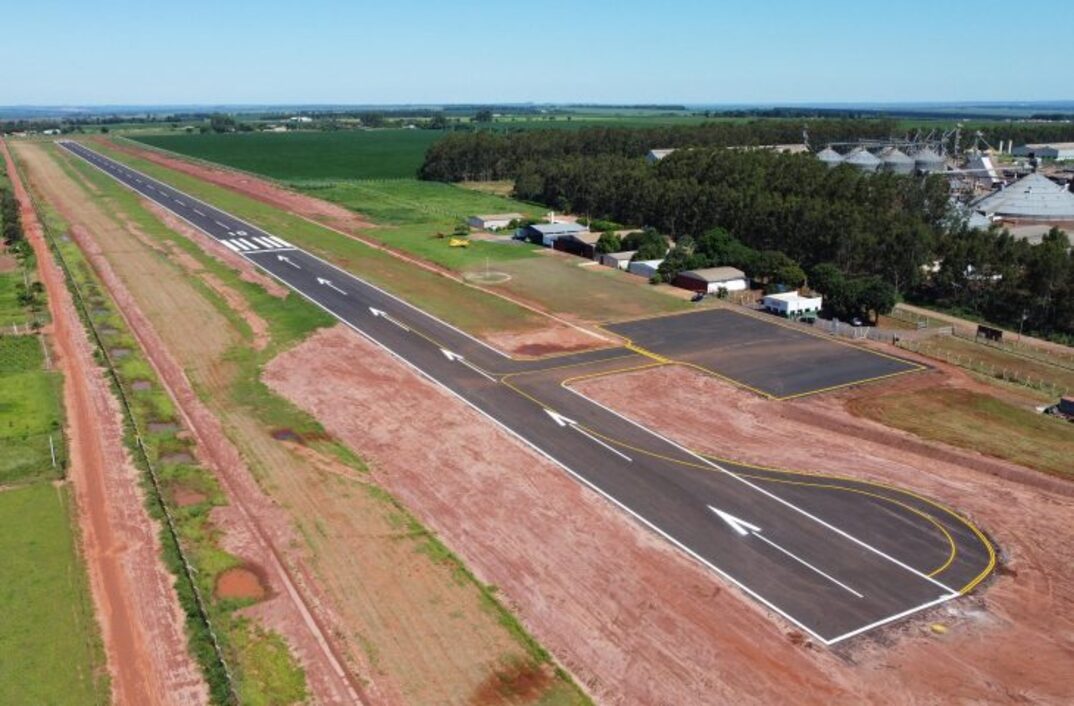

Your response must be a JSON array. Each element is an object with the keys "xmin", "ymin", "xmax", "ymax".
[
  {"xmin": 3, "ymin": 140, "xmax": 209, "ymax": 705},
  {"xmin": 574, "ymin": 363, "xmax": 1074, "ymax": 704},
  {"xmin": 20, "ymin": 140, "xmax": 370, "ymax": 704},
  {"xmin": 215, "ymin": 566, "xmax": 268, "ymax": 601},
  {"xmin": 265, "ymin": 324, "xmax": 1074, "ymax": 705}
]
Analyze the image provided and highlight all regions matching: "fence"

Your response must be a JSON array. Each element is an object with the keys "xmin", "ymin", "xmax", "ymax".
[
  {"xmin": 952, "ymin": 330, "xmax": 1074, "ymax": 373},
  {"xmin": 896, "ymin": 337, "xmax": 1070, "ymax": 398}
]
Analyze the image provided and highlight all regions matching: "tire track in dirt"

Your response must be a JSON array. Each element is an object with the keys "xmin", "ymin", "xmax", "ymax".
[
  {"xmin": 19, "ymin": 140, "xmax": 371, "ymax": 704},
  {"xmin": 3, "ymin": 139, "xmax": 208, "ymax": 705}
]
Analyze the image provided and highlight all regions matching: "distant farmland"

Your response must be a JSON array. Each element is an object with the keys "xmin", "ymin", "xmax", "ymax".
[{"xmin": 132, "ymin": 130, "xmax": 444, "ymax": 180}]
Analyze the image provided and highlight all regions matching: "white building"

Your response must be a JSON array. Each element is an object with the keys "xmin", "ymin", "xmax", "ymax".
[
  {"xmin": 762, "ymin": 291, "xmax": 823, "ymax": 319},
  {"xmin": 627, "ymin": 259, "xmax": 664, "ymax": 278},
  {"xmin": 467, "ymin": 213, "xmax": 523, "ymax": 231},
  {"xmin": 645, "ymin": 149, "xmax": 676, "ymax": 163},
  {"xmin": 288, "ymin": 116, "xmax": 313, "ymax": 123},
  {"xmin": 1012, "ymin": 142, "xmax": 1074, "ymax": 161},
  {"xmin": 599, "ymin": 250, "xmax": 638, "ymax": 270},
  {"xmin": 673, "ymin": 266, "xmax": 748, "ymax": 294}
]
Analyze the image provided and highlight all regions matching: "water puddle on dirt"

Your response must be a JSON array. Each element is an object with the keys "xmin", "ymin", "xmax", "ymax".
[
  {"xmin": 147, "ymin": 421, "xmax": 179, "ymax": 433},
  {"xmin": 214, "ymin": 565, "xmax": 268, "ymax": 601},
  {"xmin": 131, "ymin": 380, "xmax": 152, "ymax": 391},
  {"xmin": 109, "ymin": 348, "xmax": 132, "ymax": 359}
]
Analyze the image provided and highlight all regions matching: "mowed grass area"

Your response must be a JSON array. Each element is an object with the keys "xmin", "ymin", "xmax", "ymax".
[
  {"xmin": 112, "ymin": 133, "xmax": 689, "ymax": 324},
  {"xmin": 847, "ymin": 387, "xmax": 1074, "ymax": 479},
  {"xmin": 133, "ymin": 129, "xmax": 443, "ymax": 180},
  {"xmin": 0, "ymin": 335, "xmax": 65, "ymax": 485},
  {"xmin": 0, "ymin": 483, "xmax": 108, "ymax": 705}
]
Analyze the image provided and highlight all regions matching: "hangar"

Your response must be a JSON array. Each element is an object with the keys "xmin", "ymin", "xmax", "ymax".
[{"xmin": 673, "ymin": 266, "xmax": 748, "ymax": 293}]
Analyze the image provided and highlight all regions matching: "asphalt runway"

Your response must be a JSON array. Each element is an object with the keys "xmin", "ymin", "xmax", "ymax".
[
  {"xmin": 59, "ymin": 141, "xmax": 995, "ymax": 645},
  {"xmin": 607, "ymin": 308, "xmax": 924, "ymax": 399}
]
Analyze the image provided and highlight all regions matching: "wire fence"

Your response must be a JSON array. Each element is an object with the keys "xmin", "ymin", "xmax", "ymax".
[
  {"xmin": 896, "ymin": 337, "xmax": 1071, "ymax": 398},
  {"xmin": 951, "ymin": 330, "xmax": 1074, "ymax": 372}
]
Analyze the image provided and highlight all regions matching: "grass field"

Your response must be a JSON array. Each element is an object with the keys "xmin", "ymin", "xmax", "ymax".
[
  {"xmin": 903, "ymin": 334, "xmax": 1074, "ymax": 396},
  {"xmin": 0, "ymin": 483, "xmax": 109, "ymax": 705},
  {"xmin": 0, "ymin": 335, "xmax": 65, "ymax": 485},
  {"xmin": 133, "ymin": 129, "xmax": 443, "ymax": 180},
  {"xmin": 847, "ymin": 387, "xmax": 1074, "ymax": 479}
]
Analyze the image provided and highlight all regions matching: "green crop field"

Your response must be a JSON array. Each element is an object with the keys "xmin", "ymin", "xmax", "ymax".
[{"xmin": 132, "ymin": 129, "xmax": 444, "ymax": 180}]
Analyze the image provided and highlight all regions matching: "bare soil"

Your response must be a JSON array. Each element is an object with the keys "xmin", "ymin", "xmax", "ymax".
[
  {"xmin": 267, "ymin": 323, "xmax": 1074, "ymax": 704},
  {"xmin": 172, "ymin": 486, "xmax": 207, "ymax": 507},
  {"xmin": 0, "ymin": 252, "xmax": 17, "ymax": 273},
  {"xmin": 215, "ymin": 566, "xmax": 268, "ymax": 602},
  {"xmin": 484, "ymin": 325, "xmax": 610, "ymax": 358},
  {"xmin": 4, "ymin": 140, "xmax": 209, "ymax": 705},
  {"xmin": 17, "ymin": 140, "xmax": 364, "ymax": 704},
  {"xmin": 574, "ymin": 363, "xmax": 1074, "ymax": 704}
]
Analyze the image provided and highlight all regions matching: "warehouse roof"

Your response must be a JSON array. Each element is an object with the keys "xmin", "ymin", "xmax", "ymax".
[
  {"xmin": 525, "ymin": 222, "xmax": 588, "ymax": 236},
  {"xmin": 971, "ymin": 173, "xmax": 1074, "ymax": 221},
  {"xmin": 472, "ymin": 212, "xmax": 523, "ymax": 221},
  {"xmin": 602, "ymin": 250, "xmax": 638, "ymax": 261},
  {"xmin": 679, "ymin": 266, "xmax": 747, "ymax": 282}
]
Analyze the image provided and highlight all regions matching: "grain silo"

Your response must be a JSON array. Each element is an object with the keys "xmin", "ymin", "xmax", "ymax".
[
  {"xmin": 816, "ymin": 147, "xmax": 844, "ymax": 168},
  {"xmin": 913, "ymin": 147, "xmax": 945, "ymax": 174},
  {"xmin": 879, "ymin": 147, "xmax": 914, "ymax": 175},
  {"xmin": 844, "ymin": 147, "xmax": 881, "ymax": 173}
]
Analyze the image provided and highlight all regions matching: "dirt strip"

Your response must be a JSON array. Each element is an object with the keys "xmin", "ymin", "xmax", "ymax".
[
  {"xmin": 21, "ymin": 143, "xmax": 371, "ymax": 704},
  {"xmin": 2, "ymin": 139, "xmax": 208, "ymax": 705}
]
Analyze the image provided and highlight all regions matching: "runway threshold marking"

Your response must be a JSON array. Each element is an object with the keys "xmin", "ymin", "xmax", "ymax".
[{"xmin": 711, "ymin": 506, "xmax": 865, "ymax": 598}]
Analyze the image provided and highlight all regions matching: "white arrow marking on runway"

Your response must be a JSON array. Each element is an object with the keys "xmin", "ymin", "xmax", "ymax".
[
  {"xmin": 439, "ymin": 348, "xmax": 496, "ymax": 381},
  {"xmin": 544, "ymin": 409, "xmax": 633, "ymax": 462},
  {"xmin": 277, "ymin": 254, "xmax": 300, "ymax": 269},
  {"xmin": 316, "ymin": 277, "xmax": 347, "ymax": 295},
  {"xmin": 708, "ymin": 506, "xmax": 864, "ymax": 598},
  {"xmin": 369, "ymin": 307, "xmax": 410, "ymax": 332}
]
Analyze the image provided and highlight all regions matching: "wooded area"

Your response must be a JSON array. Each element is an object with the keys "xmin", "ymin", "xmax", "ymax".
[{"xmin": 420, "ymin": 122, "xmax": 1074, "ymax": 340}]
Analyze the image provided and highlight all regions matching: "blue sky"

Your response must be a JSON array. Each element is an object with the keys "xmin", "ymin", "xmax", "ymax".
[{"xmin": 1, "ymin": 0, "xmax": 1068, "ymax": 105}]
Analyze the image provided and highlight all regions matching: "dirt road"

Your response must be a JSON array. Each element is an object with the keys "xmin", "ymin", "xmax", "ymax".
[{"xmin": 2, "ymin": 140, "xmax": 208, "ymax": 704}]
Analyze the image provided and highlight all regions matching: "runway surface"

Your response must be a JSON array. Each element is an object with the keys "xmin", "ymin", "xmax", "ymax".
[{"xmin": 59, "ymin": 141, "xmax": 995, "ymax": 645}]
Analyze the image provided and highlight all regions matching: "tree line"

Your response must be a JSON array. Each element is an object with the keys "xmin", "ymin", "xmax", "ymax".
[{"xmin": 420, "ymin": 125, "xmax": 1074, "ymax": 338}]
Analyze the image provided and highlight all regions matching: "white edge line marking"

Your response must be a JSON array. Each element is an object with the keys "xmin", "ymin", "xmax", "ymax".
[
  {"xmin": 64, "ymin": 142, "xmax": 515, "ymax": 360},
  {"xmin": 61, "ymin": 141, "xmax": 960, "ymax": 644},
  {"xmin": 752, "ymin": 531, "xmax": 864, "ymax": 598},
  {"xmin": 56, "ymin": 143, "xmax": 364, "ymax": 703}
]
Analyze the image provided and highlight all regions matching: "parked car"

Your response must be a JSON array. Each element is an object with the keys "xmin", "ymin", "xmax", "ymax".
[{"xmin": 691, "ymin": 292, "xmax": 706, "ymax": 302}]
